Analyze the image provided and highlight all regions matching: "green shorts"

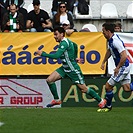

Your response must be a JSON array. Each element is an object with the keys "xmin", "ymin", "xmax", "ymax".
[{"xmin": 56, "ymin": 66, "xmax": 84, "ymax": 84}]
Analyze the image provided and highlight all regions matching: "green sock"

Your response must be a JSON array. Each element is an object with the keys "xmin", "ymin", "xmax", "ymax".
[
  {"xmin": 47, "ymin": 82, "xmax": 59, "ymax": 99},
  {"xmin": 87, "ymin": 87, "xmax": 101, "ymax": 102}
]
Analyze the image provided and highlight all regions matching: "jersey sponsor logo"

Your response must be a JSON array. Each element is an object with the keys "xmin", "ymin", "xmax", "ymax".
[{"xmin": 61, "ymin": 46, "xmax": 64, "ymax": 49}]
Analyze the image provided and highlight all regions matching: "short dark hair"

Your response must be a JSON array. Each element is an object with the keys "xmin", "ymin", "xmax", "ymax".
[
  {"xmin": 102, "ymin": 23, "xmax": 115, "ymax": 33},
  {"xmin": 54, "ymin": 27, "xmax": 65, "ymax": 35},
  {"xmin": 32, "ymin": 0, "xmax": 40, "ymax": 5}
]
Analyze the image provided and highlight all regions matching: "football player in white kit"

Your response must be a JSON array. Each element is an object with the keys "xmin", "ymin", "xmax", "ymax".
[{"xmin": 97, "ymin": 23, "xmax": 133, "ymax": 112}]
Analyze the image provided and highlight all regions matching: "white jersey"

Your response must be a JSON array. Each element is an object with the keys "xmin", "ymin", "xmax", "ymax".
[
  {"xmin": 108, "ymin": 34, "xmax": 129, "ymax": 67},
  {"xmin": 107, "ymin": 34, "xmax": 131, "ymax": 85}
]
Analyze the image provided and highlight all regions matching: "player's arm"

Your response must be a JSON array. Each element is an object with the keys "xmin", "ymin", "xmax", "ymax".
[
  {"xmin": 114, "ymin": 50, "xmax": 127, "ymax": 76},
  {"xmin": 36, "ymin": 48, "xmax": 64, "ymax": 59},
  {"xmin": 101, "ymin": 49, "xmax": 111, "ymax": 70},
  {"xmin": 41, "ymin": 48, "xmax": 64, "ymax": 59},
  {"xmin": 36, "ymin": 41, "xmax": 68, "ymax": 59},
  {"xmin": 117, "ymin": 50, "xmax": 127, "ymax": 69},
  {"xmin": 113, "ymin": 41, "xmax": 128, "ymax": 75},
  {"xmin": 115, "ymin": 41, "xmax": 128, "ymax": 69},
  {"xmin": 73, "ymin": 42, "xmax": 84, "ymax": 64},
  {"xmin": 73, "ymin": 42, "xmax": 78, "ymax": 59}
]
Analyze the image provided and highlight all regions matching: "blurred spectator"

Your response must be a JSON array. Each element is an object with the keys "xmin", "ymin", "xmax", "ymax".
[
  {"xmin": 52, "ymin": 2, "xmax": 75, "ymax": 30},
  {"xmin": 114, "ymin": 22, "xmax": 123, "ymax": 32},
  {"xmin": 77, "ymin": 0, "xmax": 89, "ymax": 15},
  {"xmin": 26, "ymin": 0, "xmax": 52, "ymax": 32},
  {"xmin": 79, "ymin": 28, "xmax": 90, "ymax": 32},
  {"xmin": 79, "ymin": 24, "xmax": 98, "ymax": 32},
  {"xmin": 51, "ymin": 0, "xmax": 76, "ymax": 17},
  {"xmin": 62, "ymin": 20, "xmax": 77, "ymax": 36},
  {"xmin": 2, "ymin": 0, "xmax": 28, "ymax": 30},
  {"xmin": 2, "ymin": 4, "xmax": 24, "ymax": 32},
  {"xmin": 0, "ymin": 0, "xmax": 8, "ymax": 27}
]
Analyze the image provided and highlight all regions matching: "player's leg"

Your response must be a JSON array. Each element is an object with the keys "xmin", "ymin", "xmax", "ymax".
[
  {"xmin": 122, "ymin": 83, "xmax": 133, "ymax": 91},
  {"xmin": 46, "ymin": 71, "xmax": 62, "ymax": 99},
  {"xmin": 104, "ymin": 81, "xmax": 114, "ymax": 108},
  {"xmin": 120, "ymin": 68, "xmax": 133, "ymax": 92},
  {"xmin": 101, "ymin": 66, "xmax": 130, "ymax": 110},
  {"xmin": 130, "ymin": 82, "xmax": 133, "ymax": 91},
  {"xmin": 77, "ymin": 84, "xmax": 101, "ymax": 102},
  {"xmin": 68, "ymin": 69, "xmax": 106, "ymax": 107},
  {"xmin": 78, "ymin": 84, "xmax": 108, "ymax": 108},
  {"xmin": 97, "ymin": 80, "xmax": 114, "ymax": 112},
  {"xmin": 46, "ymin": 66, "xmax": 66, "ymax": 107}
]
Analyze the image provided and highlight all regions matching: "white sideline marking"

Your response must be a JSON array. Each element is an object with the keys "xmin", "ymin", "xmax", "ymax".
[{"xmin": 0, "ymin": 122, "xmax": 4, "ymax": 127}]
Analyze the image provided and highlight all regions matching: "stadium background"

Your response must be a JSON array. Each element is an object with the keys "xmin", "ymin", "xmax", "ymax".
[
  {"xmin": 23, "ymin": 0, "xmax": 133, "ymax": 32},
  {"xmin": 0, "ymin": 0, "xmax": 133, "ymax": 108}
]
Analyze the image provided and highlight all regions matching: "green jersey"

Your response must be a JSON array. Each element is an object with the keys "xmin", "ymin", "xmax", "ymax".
[{"xmin": 41, "ymin": 38, "xmax": 80, "ymax": 72}]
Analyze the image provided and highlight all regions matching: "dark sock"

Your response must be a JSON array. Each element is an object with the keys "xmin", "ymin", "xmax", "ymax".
[
  {"xmin": 87, "ymin": 87, "xmax": 101, "ymax": 102},
  {"xmin": 130, "ymin": 82, "xmax": 133, "ymax": 91},
  {"xmin": 47, "ymin": 82, "xmax": 59, "ymax": 99},
  {"xmin": 105, "ymin": 90, "xmax": 113, "ymax": 107}
]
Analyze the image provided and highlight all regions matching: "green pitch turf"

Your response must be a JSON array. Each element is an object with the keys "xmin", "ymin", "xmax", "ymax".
[{"xmin": 0, "ymin": 107, "xmax": 133, "ymax": 133}]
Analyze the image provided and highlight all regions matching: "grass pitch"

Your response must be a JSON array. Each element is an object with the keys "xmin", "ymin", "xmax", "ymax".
[{"xmin": 0, "ymin": 107, "xmax": 133, "ymax": 133}]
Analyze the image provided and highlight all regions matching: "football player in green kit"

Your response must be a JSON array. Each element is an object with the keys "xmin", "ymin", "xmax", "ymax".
[{"xmin": 36, "ymin": 27, "xmax": 106, "ymax": 108}]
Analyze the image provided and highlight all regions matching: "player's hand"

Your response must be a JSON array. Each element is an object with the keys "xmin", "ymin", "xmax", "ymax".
[
  {"xmin": 101, "ymin": 63, "xmax": 105, "ymax": 70},
  {"xmin": 114, "ymin": 67, "xmax": 119, "ymax": 76},
  {"xmin": 35, "ymin": 50, "xmax": 43, "ymax": 56},
  {"xmin": 76, "ymin": 58, "xmax": 84, "ymax": 64}
]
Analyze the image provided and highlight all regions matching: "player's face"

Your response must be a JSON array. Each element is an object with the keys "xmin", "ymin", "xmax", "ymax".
[
  {"xmin": 102, "ymin": 27, "xmax": 110, "ymax": 40},
  {"xmin": 54, "ymin": 31, "xmax": 63, "ymax": 42}
]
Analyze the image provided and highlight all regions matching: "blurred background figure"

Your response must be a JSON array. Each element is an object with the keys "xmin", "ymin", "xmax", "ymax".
[
  {"xmin": 62, "ymin": 20, "xmax": 77, "ymax": 36},
  {"xmin": 51, "ymin": 0, "xmax": 76, "ymax": 17},
  {"xmin": 79, "ymin": 23, "xmax": 97, "ymax": 32},
  {"xmin": 114, "ymin": 22, "xmax": 123, "ymax": 32},
  {"xmin": 0, "ymin": 0, "xmax": 8, "ymax": 30},
  {"xmin": 52, "ymin": 2, "xmax": 75, "ymax": 30},
  {"xmin": 2, "ymin": 4, "xmax": 24, "ymax": 32},
  {"xmin": 0, "ymin": 0, "xmax": 27, "ymax": 30},
  {"xmin": 26, "ymin": 0, "xmax": 52, "ymax": 32}
]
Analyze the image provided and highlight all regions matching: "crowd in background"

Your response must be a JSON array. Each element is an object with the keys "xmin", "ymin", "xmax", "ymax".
[{"xmin": 0, "ymin": 0, "xmax": 123, "ymax": 35}]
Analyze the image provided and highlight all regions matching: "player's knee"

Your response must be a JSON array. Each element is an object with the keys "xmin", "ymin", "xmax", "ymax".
[
  {"xmin": 105, "ymin": 83, "xmax": 113, "ymax": 92},
  {"xmin": 46, "ymin": 78, "xmax": 51, "ymax": 83},
  {"xmin": 81, "ymin": 89, "xmax": 87, "ymax": 93},
  {"xmin": 80, "ymin": 88, "xmax": 88, "ymax": 93},
  {"xmin": 124, "ymin": 89, "xmax": 130, "ymax": 92},
  {"xmin": 123, "ymin": 85, "xmax": 130, "ymax": 92}
]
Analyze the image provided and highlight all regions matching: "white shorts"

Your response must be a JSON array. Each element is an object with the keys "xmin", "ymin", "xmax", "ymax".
[{"xmin": 108, "ymin": 65, "xmax": 131, "ymax": 86}]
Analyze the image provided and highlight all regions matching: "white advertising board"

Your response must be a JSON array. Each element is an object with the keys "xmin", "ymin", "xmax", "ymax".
[{"xmin": 0, "ymin": 79, "xmax": 61, "ymax": 108}]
